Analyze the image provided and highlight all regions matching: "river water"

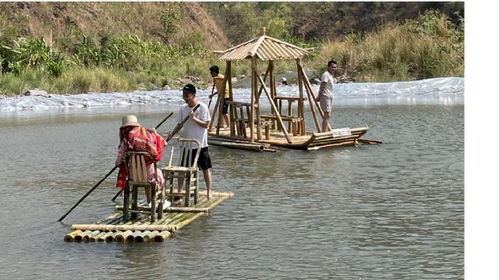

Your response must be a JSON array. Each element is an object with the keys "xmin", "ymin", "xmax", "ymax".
[{"xmin": 0, "ymin": 78, "xmax": 463, "ymax": 279}]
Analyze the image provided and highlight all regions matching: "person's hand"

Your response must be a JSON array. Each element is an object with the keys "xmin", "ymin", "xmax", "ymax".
[
  {"xmin": 188, "ymin": 111, "xmax": 197, "ymax": 120},
  {"xmin": 316, "ymin": 96, "xmax": 321, "ymax": 102},
  {"xmin": 115, "ymin": 157, "xmax": 123, "ymax": 167}
]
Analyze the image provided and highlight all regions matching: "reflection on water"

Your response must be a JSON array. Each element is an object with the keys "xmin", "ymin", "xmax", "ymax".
[{"xmin": 0, "ymin": 104, "xmax": 463, "ymax": 279}]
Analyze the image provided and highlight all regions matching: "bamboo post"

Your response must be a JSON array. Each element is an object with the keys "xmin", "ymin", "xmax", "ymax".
[
  {"xmin": 269, "ymin": 60, "xmax": 277, "ymax": 129},
  {"xmin": 299, "ymin": 64, "xmax": 332, "ymax": 130},
  {"xmin": 296, "ymin": 59, "xmax": 306, "ymax": 135},
  {"xmin": 227, "ymin": 61, "xmax": 236, "ymax": 136},
  {"xmin": 256, "ymin": 63, "xmax": 271, "ymax": 99},
  {"xmin": 215, "ymin": 62, "xmax": 230, "ymax": 136},
  {"xmin": 250, "ymin": 58, "xmax": 256, "ymax": 142},
  {"xmin": 256, "ymin": 74, "xmax": 292, "ymax": 143},
  {"xmin": 253, "ymin": 59, "xmax": 262, "ymax": 141},
  {"xmin": 298, "ymin": 63, "xmax": 321, "ymax": 132}
]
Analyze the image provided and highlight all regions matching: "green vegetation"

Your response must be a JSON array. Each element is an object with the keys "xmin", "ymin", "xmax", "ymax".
[
  {"xmin": 309, "ymin": 10, "xmax": 464, "ymax": 81},
  {"xmin": 0, "ymin": 3, "xmax": 464, "ymax": 95}
]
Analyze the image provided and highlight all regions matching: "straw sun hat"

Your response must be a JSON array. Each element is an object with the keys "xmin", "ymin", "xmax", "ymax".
[{"xmin": 121, "ymin": 115, "xmax": 141, "ymax": 128}]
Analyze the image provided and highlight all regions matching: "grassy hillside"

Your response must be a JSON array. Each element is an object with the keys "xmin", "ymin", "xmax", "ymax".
[{"xmin": 0, "ymin": 3, "xmax": 464, "ymax": 95}]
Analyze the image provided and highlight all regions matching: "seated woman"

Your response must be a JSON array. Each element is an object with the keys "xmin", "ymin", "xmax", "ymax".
[{"xmin": 115, "ymin": 115, "xmax": 168, "ymax": 207}]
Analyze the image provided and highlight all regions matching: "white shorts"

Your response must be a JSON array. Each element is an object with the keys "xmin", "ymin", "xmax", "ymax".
[{"xmin": 319, "ymin": 95, "xmax": 332, "ymax": 113}]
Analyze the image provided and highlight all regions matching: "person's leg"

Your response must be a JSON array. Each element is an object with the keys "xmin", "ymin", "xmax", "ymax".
[
  {"xmin": 322, "ymin": 112, "xmax": 330, "ymax": 132},
  {"xmin": 222, "ymin": 99, "xmax": 230, "ymax": 128},
  {"xmin": 223, "ymin": 114, "xmax": 230, "ymax": 128},
  {"xmin": 202, "ymin": 168, "xmax": 212, "ymax": 199}
]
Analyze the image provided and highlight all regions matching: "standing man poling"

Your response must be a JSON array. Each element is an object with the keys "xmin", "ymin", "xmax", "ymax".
[
  {"xmin": 177, "ymin": 84, "xmax": 213, "ymax": 200},
  {"xmin": 316, "ymin": 60, "xmax": 338, "ymax": 132},
  {"xmin": 208, "ymin": 65, "xmax": 230, "ymax": 129}
]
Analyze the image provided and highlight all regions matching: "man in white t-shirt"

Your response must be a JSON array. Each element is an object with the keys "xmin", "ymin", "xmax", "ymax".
[
  {"xmin": 316, "ymin": 60, "xmax": 338, "ymax": 132},
  {"xmin": 177, "ymin": 84, "xmax": 213, "ymax": 199}
]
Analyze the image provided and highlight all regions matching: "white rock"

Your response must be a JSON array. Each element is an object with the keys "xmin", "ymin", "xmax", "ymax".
[{"xmin": 24, "ymin": 89, "xmax": 49, "ymax": 97}]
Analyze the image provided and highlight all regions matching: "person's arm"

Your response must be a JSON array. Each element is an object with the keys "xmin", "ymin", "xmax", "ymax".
[
  {"xmin": 115, "ymin": 140, "xmax": 127, "ymax": 166},
  {"xmin": 317, "ymin": 82, "xmax": 326, "ymax": 101},
  {"xmin": 209, "ymin": 78, "xmax": 220, "ymax": 98}
]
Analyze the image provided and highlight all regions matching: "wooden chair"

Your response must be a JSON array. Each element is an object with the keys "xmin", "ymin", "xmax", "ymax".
[
  {"xmin": 123, "ymin": 152, "xmax": 165, "ymax": 222},
  {"xmin": 162, "ymin": 138, "xmax": 201, "ymax": 207}
]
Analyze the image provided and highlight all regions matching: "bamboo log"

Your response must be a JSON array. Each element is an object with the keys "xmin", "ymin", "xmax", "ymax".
[
  {"xmin": 154, "ymin": 231, "xmax": 172, "ymax": 242},
  {"xmin": 175, "ymin": 212, "xmax": 205, "ymax": 230},
  {"xmin": 64, "ymin": 230, "xmax": 82, "ymax": 242},
  {"xmin": 92, "ymin": 231, "xmax": 107, "ymax": 242},
  {"xmin": 102, "ymin": 232, "xmax": 115, "ymax": 242},
  {"xmin": 83, "ymin": 230, "xmax": 100, "ymax": 242},
  {"xmin": 72, "ymin": 224, "xmax": 177, "ymax": 232},
  {"xmin": 75, "ymin": 230, "xmax": 94, "ymax": 242},
  {"xmin": 208, "ymin": 139, "xmax": 265, "ymax": 152},
  {"xmin": 142, "ymin": 230, "xmax": 160, "ymax": 242},
  {"xmin": 199, "ymin": 191, "xmax": 235, "ymax": 198},
  {"xmin": 358, "ymin": 138, "xmax": 383, "ymax": 144},
  {"xmin": 307, "ymin": 141, "xmax": 356, "ymax": 150},
  {"xmin": 205, "ymin": 196, "xmax": 230, "ymax": 211},
  {"xmin": 115, "ymin": 230, "xmax": 135, "ymax": 243}
]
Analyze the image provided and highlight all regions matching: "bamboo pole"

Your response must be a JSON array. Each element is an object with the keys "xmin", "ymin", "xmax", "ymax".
[
  {"xmin": 256, "ymin": 73, "xmax": 292, "ymax": 144},
  {"xmin": 71, "ymin": 224, "xmax": 177, "ymax": 232},
  {"xmin": 357, "ymin": 138, "xmax": 383, "ymax": 144},
  {"xmin": 175, "ymin": 212, "xmax": 205, "ymax": 230},
  {"xmin": 299, "ymin": 65, "xmax": 333, "ymax": 131},
  {"xmin": 209, "ymin": 65, "xmax": 228, "ymax": 133},
  {"xmin": 250, "ymin": 58, "xmax": 255, "ymax": 142},
  {"xmin": 307, "ymin": 140, "xmax": 356, "ymax": 150},
  {"xmin": 208, "ymin": 139, "xmax": 265, "ymax": 152},
  {"xmin": 296, "ymin": 59, "xmax": 306, "ymax": 135},
  {"xmin": 269, "ymin": 60, "xmax": 277, "ymax": 130},
  {"xmin": 215, "ymin": 62, "xmax": 230, "ymax": 136},
  {"xmin": 297, "ymin": 64, "xmax": 321, "ymax": 132},
  {"xmin": 227, "ymin": 61, "xmax": 236, "ymax": 136}
]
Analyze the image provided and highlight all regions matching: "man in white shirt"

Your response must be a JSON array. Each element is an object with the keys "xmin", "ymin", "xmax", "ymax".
[
  {"xmin": 177, "ymin": 84, "xmax": 213, "ymax": 199},
  {"xmin": 316, "ymin": 60, "xmax": 338, "ymax": 132}
]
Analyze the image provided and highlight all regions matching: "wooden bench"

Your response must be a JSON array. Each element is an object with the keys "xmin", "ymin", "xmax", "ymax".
[{"xmin": 260, "ymin": 114, "xmax": 303, "ymax": 136}]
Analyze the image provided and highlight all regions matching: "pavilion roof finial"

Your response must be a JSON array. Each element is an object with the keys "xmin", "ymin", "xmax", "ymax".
[{"xmin": 261, "ymin": 27, "xmax": 266, "ymax": 36}]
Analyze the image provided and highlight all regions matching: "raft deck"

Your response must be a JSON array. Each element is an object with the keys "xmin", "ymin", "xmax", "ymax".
[
  {"xmin": 64, "ymin": 191, "xmax": 234, "ymax": 243},
  {"xmin": 209, "ymin": 126, "xmax": 370, "ymax": 151}
]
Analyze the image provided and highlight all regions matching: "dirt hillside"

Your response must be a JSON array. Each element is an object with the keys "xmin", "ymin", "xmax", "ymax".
[{"xmin": 0, "ymin": 2, "xmax": 230, "ymax": 49}]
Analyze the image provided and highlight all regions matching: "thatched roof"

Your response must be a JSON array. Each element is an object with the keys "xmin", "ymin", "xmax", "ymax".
[{"xmin": 218, "ymin": 34, "xmax": 311, "ymax": 61}]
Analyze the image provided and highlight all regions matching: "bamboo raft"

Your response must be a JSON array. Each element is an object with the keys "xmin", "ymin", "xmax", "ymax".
[
  {"xmin": 209, "ymin": 126, "xmax": 372, "ymax": 151},
  {"xmin": 64, "ymin": 191, "xmax": 234, "ymax": 243},
  {"xmin": 207, "ymin": 28, "xmax": 381, "ymax": 152}
]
